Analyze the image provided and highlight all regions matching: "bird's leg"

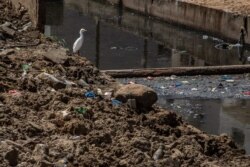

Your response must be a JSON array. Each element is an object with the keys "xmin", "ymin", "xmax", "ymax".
[{"xmin": 78, "ymin": 51, "xmax": 80, "ymax": 56}]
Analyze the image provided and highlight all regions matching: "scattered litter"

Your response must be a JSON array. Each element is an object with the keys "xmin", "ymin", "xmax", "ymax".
[
  {"xmin": 212, "ymin": 88, "xmax": 216, "ymax": 92},
  {"xmin": 111, "ymin": 99, "xmax": 122, "ymax": 106},
  {"xmin": 63, "ymin": 79, "xmax": 76, "ymax": 87},
  {"xmin": 8, "ymin": 90, "xmax": 21, "ymax": 96},
  {"xmin": 50, "ymin": 88, "xmax": 56, "ymax": 92},
  {"xmin": 153, "ymin": 145, "xmax": 164, "ymax": 160},
  {"xmin": 74, "ymin": 107, "xmax": 87, "ymax": 114},
  {"xmin": 128, "ymin": 81, "xmax": 135, "ymax": 84},
  {"xmin": 21, "ymin": 22, "xmax": 32, "ymax": 31},
  {"xmin": 177, "ymin": 105, "xmax": 181, "ymax": 109},
  {"xmin": 97, "ymin": 88, "xmax": 103, "ymax": 96},
  {"xmin": 85, "ymin": 91, "xmax": 96, "ymax": 98},
  {"xmin": 104, "ymin": 92, "xmax": 112, "ymax": 99},
  {"xmin": 21, "ymin": 63, "xmax": 31, "ymax": 77},
  {"xmin": 191, "ymin": 88, "xmax": 198, "ymax": 91},
  {"xmin": 59, "ymin": 108, "xmax": 70, "ymax": 117},
  {"xmin": 78, "ymin": 79, "xmax": 89, "ymax": 87},
  {"xmin": 215, "ymin": 43, "xmax": 233, "ymax": 50},
  {"xmin": 110, "ymin": 46, "xmax": 117, "ymax": 50}
]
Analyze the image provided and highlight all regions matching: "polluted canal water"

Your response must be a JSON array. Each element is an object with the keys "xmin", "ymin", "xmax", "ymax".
[
  {"xmin": 44, "ymin": 0, "xmax": 250, "ymax": 70},
  {"xmin": 44, "ymin": 0, "xmax": 250, "ymax": 154}
]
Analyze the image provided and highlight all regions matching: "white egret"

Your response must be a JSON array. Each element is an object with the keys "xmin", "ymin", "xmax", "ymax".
[{"xmin": 73, "ymin": 28, "xmax": 87, "ymax": 55}]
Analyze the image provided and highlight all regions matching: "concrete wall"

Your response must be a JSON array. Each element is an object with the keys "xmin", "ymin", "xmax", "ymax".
[
  {"xmin": 65, "ymin": 0, "xmax": 245, "ymax": 66},
  {"xmin": 10, "ymin": 0, "xmax": 44, "ymax": 29},
  {"xmin": 106, "ymin": 0, "xmax": 250, "ymax": 44}
]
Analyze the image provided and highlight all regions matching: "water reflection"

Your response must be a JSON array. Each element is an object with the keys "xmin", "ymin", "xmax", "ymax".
[
  {"xmin": 44, "ymin": 0, "xmax": 250, "ymax": 70},
  {"xmin": 158, "ymin": 97, "xmax": 250, "ymax": 154}
]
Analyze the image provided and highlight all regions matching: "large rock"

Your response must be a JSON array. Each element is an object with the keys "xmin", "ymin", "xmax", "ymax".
[{"xmin": 114, "ymin": 84, "xmax": 157, "ymax": 110}]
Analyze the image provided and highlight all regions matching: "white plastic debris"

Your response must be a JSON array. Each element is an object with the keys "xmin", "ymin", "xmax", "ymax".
[
  {"xmin": 181, "ymin": 81, "xmax": 189, "ymax": 84},
  {"xmin": 97, "ymin": 88, "xmax": 103, "ymax": 96},
  {"xmin": 202, "ymin": 35, "xmax": 208, "ymax": 40},
  {"xmin": 153, "ymin": 145, "xmax": 164, "ymax": 160},
  {"xmin": 226, "ymin": 79, "xmax": 234, "ymax": 83}
]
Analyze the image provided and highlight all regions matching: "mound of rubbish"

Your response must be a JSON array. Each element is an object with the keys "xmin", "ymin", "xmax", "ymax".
[{"xmin": 0, "ymin": 0, "xmax": 250, "ymax": 166}]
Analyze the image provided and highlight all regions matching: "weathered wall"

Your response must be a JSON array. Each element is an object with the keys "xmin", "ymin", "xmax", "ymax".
[
  {"xmin": 10, "ymin": 0, "xmax": 44, "ymax": 29},
  {"xmin": 107, "ymin": 0, "xmax": 250, "ymax": 44},
  {"xmin": 65, "ymin": 0, "xmax": 245, "ymax": 66}
]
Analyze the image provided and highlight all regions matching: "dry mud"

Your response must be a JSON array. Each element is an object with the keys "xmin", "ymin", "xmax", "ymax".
[{"xmin": 0, "ymin": 0, "xmax": 250, "ymax": 166}]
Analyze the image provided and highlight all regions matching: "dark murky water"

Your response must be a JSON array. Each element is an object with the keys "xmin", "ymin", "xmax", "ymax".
[
  {"xmin": 44, "ymin": 0, "xmax": 250, "ymax": 70},
  {"xmin": 158, "ymin": 98, "xmax": 250, "ymax": 154},
  {"xmin": 44, "ymin": 0, "xmax": 250, "ymax": 153}
]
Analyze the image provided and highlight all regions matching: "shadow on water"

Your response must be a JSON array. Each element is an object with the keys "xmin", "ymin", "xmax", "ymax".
[
  {"xmin": 158, "ymin": 97, "xmax": 250, "ymax": 154},
  {"xmin": 44, "ymin": 0, "xmax": 250, "ymax": 70}
]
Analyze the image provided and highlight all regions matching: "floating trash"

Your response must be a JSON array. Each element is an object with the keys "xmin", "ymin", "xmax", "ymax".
[
  {"xmin": 212, "ymin": 37, "xmax": 224, "ymax": 42},
  {"xmin": 215, "ymin": 43, "xmax": 233, "ymax": 50},
  {"xmin": 211, "ymin": 88, "xmax": 216, "ymax": 92},
  {"xmin": 202, "ymin": 35, "xmax": 208, "ymax": 40},
  {"xmin": 124, "ymin": 46, "xmax": 138, "ymax": 51},
  {"xmin": 217, "ymin": 83, "xmax": 224, "ymax": 89},
  {"xmin": 170, "ymin": 75, "xmax": 177, "ymax": 80},
  {"xmin": 221, "ymin": 75, "xmax": 232, "ymax": 81},
  {"xmin": 226, "ymin": 79, "xmax": 234, "ymax": 83},
  {"xmin": 181, "ymin": 81, "xmax": 189, "ymax": 84},
  {"xmin": 191, "ymin": 88, "xmax": 198, "ymax": 91},
  {"xmin": 175, "ymin": 82, "xmax": 182, "ymax": 87},
  {"xmin": 110, "ymin": 46, "xmax": 117, "ymax": 50},
  {"xmin": 160, "ymin": 86, "xmax": 166, "ymax": 89},
  {"xmin": 111, "ymin": 99, "xmax": 122, "ymax": 106},
  {"xmin": 147, "ymin": 76, "xmax": 153, "ymax": 80},
  {"xmin": 242, "ymin": 91, "xmax": 250, "ymax": 96}
]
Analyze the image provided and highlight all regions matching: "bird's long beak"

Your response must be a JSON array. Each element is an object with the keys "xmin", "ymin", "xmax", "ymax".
[{"xmin": 82, "ymin": 28, "xmax": 87, "ymax": 32}]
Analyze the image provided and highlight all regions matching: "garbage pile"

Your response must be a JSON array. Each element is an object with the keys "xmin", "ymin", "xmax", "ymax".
[{"xmin": 0, "ymin": 0, "xmax": 250, "ymax": 166}]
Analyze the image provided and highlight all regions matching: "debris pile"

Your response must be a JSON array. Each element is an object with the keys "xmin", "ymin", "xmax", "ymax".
[{"xmin": 0, "ymin": 0, "xmax": 250, "ymax": 166}]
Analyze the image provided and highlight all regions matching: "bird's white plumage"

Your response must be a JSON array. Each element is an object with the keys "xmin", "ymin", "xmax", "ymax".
[{"xmin": 73, "ymin": 28, "xmax": 87, "ymax": 54}]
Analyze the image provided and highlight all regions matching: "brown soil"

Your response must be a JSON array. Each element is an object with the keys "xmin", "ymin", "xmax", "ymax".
[
  {"xmin": 0, "ymin": 0, "xmax": 250, "ymax": 166},
  {"xmin": 183, "ymin": 0, "xmax": 250, "ymax": 15}
]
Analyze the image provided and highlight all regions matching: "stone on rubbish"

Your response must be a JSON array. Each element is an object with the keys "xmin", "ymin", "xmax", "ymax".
[{"xmin": 114, "ymin": 84, "xmax": 157, "ymax": 110}]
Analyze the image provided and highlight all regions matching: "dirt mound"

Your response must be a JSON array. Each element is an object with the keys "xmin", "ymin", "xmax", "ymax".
[{"xmin": 0, "ymin": 0, "xmax": 250, "ymax": 166}]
